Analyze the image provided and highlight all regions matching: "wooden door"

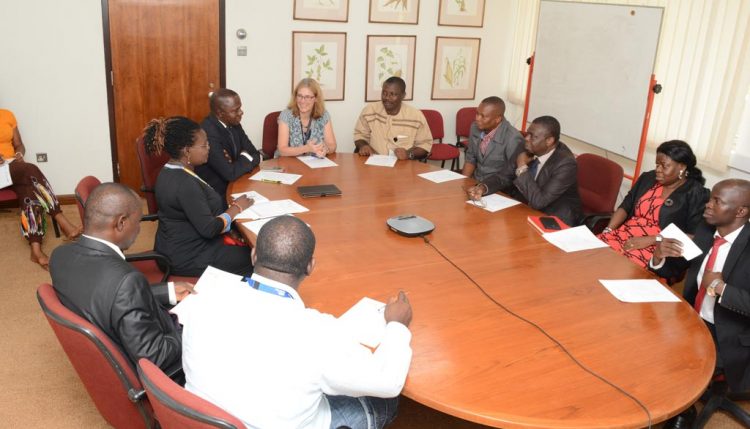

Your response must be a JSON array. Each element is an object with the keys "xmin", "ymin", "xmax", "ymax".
[{"xmin": 105, "ymin": 0, "xmax": 222, "ymax": 190}]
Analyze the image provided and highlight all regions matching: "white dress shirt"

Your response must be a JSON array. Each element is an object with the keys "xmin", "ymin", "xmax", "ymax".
[
  {"xmin": 696, "ymin": 225, "xmax": 744, "ymax": 324},
  {"xmin": 179, "ymin": 273, "xmax": 412, "ymax": 429}
]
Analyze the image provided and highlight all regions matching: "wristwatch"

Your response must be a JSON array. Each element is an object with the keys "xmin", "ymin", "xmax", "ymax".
[
  {"xmin": 655, "ymin": 235, "xmax": 663, "ymax": 243},
  {"xmin": 706, "ymin": 279, "xmax": 723, "ymax": 297}
]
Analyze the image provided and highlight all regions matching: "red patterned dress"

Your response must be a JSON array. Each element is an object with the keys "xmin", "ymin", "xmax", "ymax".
[{"xmin": 598, "ymin": 184, "xmax": 664, "ymax": 268}]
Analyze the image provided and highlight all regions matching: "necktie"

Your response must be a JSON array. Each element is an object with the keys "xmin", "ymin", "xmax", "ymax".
[
  {"xmin": 528, "ymin": 158, "xmax": 540, "ymax": 179},
  {"xmin": 693, "ymin": 236, "xmax": 728, "ymax": 313},
  {"xmin": 227, "ymin": 127, "xmax": 239, "ymax": 158},
  {"xmin": 479, "ymin": 126, "xmax": 499, "ymax": 156}
]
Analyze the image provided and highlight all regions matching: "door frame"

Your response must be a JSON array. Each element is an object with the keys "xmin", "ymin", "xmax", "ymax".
[{"xmin": 100, "ymin": 0, "xmax": 226, "ymax": 182}]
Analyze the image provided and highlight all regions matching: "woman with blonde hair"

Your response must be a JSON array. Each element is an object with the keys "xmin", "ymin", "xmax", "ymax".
[{"xmin": 276, "ymin": 78, "xmax": 337, "ymax": 157}]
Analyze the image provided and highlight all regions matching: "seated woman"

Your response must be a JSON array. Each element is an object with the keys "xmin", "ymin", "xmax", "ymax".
[
  {"xmin": 276, "ymin": 78, "xmax": 337, "ymax": 157},
  {"xmin": 143, "ymin": 116, "xmax": 254, "ymax": 277},
  {"xmin": 598, "ymin": 140, "xmax": 709, "ymax": 269},
  {"xmin": 0, "ymin": 109, "xmax": 81, "ymax": 269}
]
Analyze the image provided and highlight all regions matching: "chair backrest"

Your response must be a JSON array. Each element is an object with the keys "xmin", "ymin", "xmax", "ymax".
[
  {"xmin": 420, "ymin": 109, "xmax": 444, "ymax": 143},
  {"xmin": 576, "ymin": 153, "xmax": 624, "ymax": 214},
  {"xmin": 37, "ymin": 283, "xmax": 154, "ymax": 429},
  {"xmin": 136, "ymin": 135, "xmax": 170, "ymax": 215},
  {"xmin": 261, "ymin": 111, "xmax": 281, "ymax": 160},
  {"xmin": 138, "ymin": 359, "xmax": 247, "ymax": 429},
  {"xmin": 74, "ymin": 176, "xmax": 102, "ymax": 224},
  {"xmin": 0, "ymin": 187, "xmax": 17, "ymax": 202},
  {"xmin": 455, "ymin": 107, "xmax": 477, "ymax": 142}
]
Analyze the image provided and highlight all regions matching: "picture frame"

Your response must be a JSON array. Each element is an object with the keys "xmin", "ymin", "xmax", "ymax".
[
  {"xmin": 365, "ymin": 35, "xmax": 417, "ymax": 102},
  {"xmin": 438, "ymin": 0, "xmax": 486, "ymax": 27},
  {"xmin": 369, "ymin": 0, "xmax": 420, "ymax": 25},
  {"xmin": 293, "ymin": 0, "xmax": 349, "ymax": 23},
  {"xmin": 431, "ymin": 37, "xmax": 481, "ymax": 100},
  {"xmin": 292, "ymin": 32, "xmax": 347, "ymax": 101}
]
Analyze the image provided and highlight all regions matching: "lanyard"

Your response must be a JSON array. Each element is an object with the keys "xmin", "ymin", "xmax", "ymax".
[
  {"xmin": 165, "ymin": 163, "xmax": 212, "ymax": 188},
  {"xmin": 244, "ymin": 278, "xmax": 294, "ymax": 299}
]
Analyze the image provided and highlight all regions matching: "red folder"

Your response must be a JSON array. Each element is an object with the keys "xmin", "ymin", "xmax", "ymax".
[{"xmin": 527, "ymin": 215, "xmax": 569, "ymax": 234}]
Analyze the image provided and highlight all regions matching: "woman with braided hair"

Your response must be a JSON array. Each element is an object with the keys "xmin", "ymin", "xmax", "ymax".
[
  {"xmin": 143, "ymin": 116, "xmax": 254, "ymax": 277},
  {"xmin": 0, "ymin": 109, "xmax": 82, "ymax": 269}
]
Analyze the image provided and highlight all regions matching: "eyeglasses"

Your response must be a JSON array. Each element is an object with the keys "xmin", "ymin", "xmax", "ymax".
[
  {"xmin": 193, "ymin": 144, "xmax": 210, "ymax": 150},
  {"xmin": 296, "ymin": 94, "xmax": 316, "ymax": 101}
]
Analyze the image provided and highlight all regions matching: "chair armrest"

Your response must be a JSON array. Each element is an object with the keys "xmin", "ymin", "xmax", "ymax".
[
  {"xmin": 140, "ymin": 185, "xmax": 155, "ymax": 194},
  {"xmin": 125, "ymin": 251, "xmax": 171, "ymax": 282},
  {"xmin": 140, "ymin": 214, "xmax": 158, "ymax": 222},
  {"xmin": 582, "ymin": 213, "xmax": 612, "ymax": 235}
]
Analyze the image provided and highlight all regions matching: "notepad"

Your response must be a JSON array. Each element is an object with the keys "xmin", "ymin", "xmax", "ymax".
[
  {"xmin": 249, "ymin": 171, "xmax": 302, "ymax": 185},
  {"xmin": 466, "ymin": 194, "xmax": 521, "ymax": 212},
  {"xmin": 339, "ymin": 297, "xmax": 387, "ymax": 348},
  {"xmin": 418, "ymin": 170, "xmax": 466, "ymax": 183},
  {"xmin": 365, "ymin": 155, "xmax": 397, "ymax": 167},
  {"xmin": 599, "ymin": 279, "xmax": 681, "ymax": 303},
  {"xmin": 297, "ymin": 155, "xmax": 338, "ymax": 169}
]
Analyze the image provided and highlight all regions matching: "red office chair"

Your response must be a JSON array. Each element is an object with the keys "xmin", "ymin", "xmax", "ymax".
[
  {"xmin": 421, "ymin": 109, "xmax": 460, "ymax": 171},
  {"xmin": 138, "ymin": 359, "xmax": 247, "ymax": 429},
  {"xmin": 0, "ymin": 186, "xmax": 61, "ymax": 237},
  {"xmin": 453, "ymin": 107, "xmax": 478, "ymax": 149},
  {"xmin": 37, "ymin": 283, "xmax": 155, "ymax": 429},
  {"xmin": 136, "ymin": 135, "xmax": 169, "ymax": 219},
  {"xmin": 261, "ymin": 111, "xmax": 281, "ymax": 160},
  {"xmin": 576, "ymin": 153, "xmax": 624, "ymax": 233},
  {"xmin": 74, "ymin": 176, "xmax": 197, "ymax": 284}
]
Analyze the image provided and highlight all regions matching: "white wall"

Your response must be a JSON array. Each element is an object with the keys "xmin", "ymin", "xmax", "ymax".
[
  {"xmin": 0, "ymin": 1, "xmax": 113, "ymax": 194},
  {"xmin": 225, "ymin": 0, "xmax": 519, "ymax": 154}
]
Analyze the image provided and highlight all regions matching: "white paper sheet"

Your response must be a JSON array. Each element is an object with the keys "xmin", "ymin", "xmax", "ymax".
[
  {"xmin": 364, "ymin": 155, "xmax": 397, "ymax": 168},
  {"xmin": 170, "ymin": 266, "xmax": 247, "ymax": 321},
  {"xmin": 230, "ymin": 191, "xmax": 270, "ymax": 204},
  {"xmin": 297, "ymin": 155, "xmax": 338, "ymax": 169},
  {"xmin": 599, "ymin": 279, "xmax": 681, "ymax": 303},
  {"xmin": 249, "ymin": 170, "xmax": 302, "ymax": 185},
  {"xmin": 542, "ymin": 225, "xmax": 610, "ymax": 252},
  {"xmin": 338, "ymin": 297, "xmax": 387, "ymax": 348},
  {"xmin": 241, "ymin": 215, "xmax": 293, "ymax": 236},
  {"xmin": 465, "ymin": 194, "xmax": 521, "ymax": 213},
  {"xmin": 659, "ymin": 223, "xmax": 703, "ymax": 261},
  {"xmin": 234, "ymin": 199, "xmax": 309, "ymax": 220},
  {"xmin": 0, "ymin": 163, "xmax": 12, "ymax": 189},
  {"xmin": 418, "ymin": 170, "xmax": 466, "ymax": 183}
]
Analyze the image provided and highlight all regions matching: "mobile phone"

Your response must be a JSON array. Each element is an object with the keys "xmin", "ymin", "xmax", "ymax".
[{"xmin": 539, "ymin": 216, "xmax": 561, "ymax": 230}]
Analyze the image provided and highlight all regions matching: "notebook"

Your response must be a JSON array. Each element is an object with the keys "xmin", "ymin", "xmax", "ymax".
[{"xmin": 297, "ymin": 184, "xmax": 342, "ymax": 198}]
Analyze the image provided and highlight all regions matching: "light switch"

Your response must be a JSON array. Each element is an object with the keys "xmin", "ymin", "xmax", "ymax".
[{"xmin": 237, "ymin": 46, "xmax": 247, "ymax": 56}]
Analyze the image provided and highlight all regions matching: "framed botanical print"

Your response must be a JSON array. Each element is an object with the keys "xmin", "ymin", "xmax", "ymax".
[
  {"xmin": 292, "ymin": 32, "xmax": 347, "ymax": 101},
  {"xmin": 293, "ymin": 0, "xmax": 350, "ymax": 23},
  {"xmin": 431, "ymin": 37, "xmax": 481, "ymax": 100},
  {"xmin": 369, "ymin": 0, "xmax": 420, "ymax": 25},
  {"xmin": 438, "ymin": 0, "xmax": 486, "ymax": 27},
  {"xmin": 365, "ymin": 35, "xmax": 416, "ymax": 101}
]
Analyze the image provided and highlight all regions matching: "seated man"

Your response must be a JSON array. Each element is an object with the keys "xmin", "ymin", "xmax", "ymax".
[
  {"xmin": 462, "ymin": 96, "xmax": 524, "ymax": 182},
  {"xmin": 651, "ymin": 179, "xmax": 750, "ymax": 429},
  {"xmin": 354, "ymin": 76, "xmax": 432, "ymax": 160},
  {"xmin": 467, "ymin": 115, "xmax": 582, "ymax": 226},
  {"xmin": 49, "ymin": 183, "xmax": 193, "ymax": 372},
  {"xmin": 179, "ymin": 216, "xmax": 413, "ymax": 429},
  {"xmin": 196, "ymin": 88, "xmax": 261, "ymax": 199}
]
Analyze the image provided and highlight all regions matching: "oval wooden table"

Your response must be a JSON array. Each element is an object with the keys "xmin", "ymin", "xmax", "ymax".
[{"xmin": 229, "ymin": 153, "xmax": 715, "ymax": 429}]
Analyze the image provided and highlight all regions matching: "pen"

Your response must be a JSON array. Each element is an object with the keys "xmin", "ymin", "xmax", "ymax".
[{"xmin": 261, "ymin": 179, "xmax": 282, "ymax": 184}]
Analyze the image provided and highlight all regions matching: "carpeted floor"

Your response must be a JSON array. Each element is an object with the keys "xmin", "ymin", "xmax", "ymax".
[{"xmin": 0, "ymin": 203, "xmax": 747, "ymax": 428}]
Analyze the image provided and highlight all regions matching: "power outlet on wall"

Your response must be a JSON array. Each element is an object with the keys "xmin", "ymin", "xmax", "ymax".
[{"xmin": 36, "ymin": 153, "xmax": 47, "ymax": 162}]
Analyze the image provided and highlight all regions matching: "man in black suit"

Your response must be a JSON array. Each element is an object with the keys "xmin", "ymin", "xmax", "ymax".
[
  {"xmin": 467, "ymin": 115, "xmax": 582, "ymax": 226},
  {"xmin": 49, "ymin": 183, "xmax": 194, "ymax": 372},
  {"xmin": 196, "ymin": 88, "xmax": 262, "ymax": 200},
  {"xmin": 652, "ymin": 178, "xmax": 750, "ymax": 428}
]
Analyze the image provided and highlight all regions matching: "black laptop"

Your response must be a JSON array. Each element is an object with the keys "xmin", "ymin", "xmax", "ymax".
[{"xmin": 297, "ymin": 184, "xmax": 342, "ymax": 198}]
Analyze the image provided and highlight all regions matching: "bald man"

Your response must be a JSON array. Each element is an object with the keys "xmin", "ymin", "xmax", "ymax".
[
  {"xmin": 180, "ymin": 216, "xmax": 413, "ymax": 429},
  {"xmin": 196, "ymin": 88, "xmax": 262, "ymax": 200},
  {"xmin": 50, "ymin": 183, "xmax": 193, "ymax": 373},
  {"xmin": 651, "ymin": 179, "xmax": 750, "ymax": 428}
]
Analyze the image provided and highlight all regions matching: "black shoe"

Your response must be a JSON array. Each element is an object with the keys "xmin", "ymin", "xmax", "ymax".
[{"xmin": 663, "ymin": 406, "xmax": 696, "ymax": 429}]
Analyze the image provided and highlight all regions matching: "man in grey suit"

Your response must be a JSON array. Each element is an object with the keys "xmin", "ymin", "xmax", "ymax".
[
  {"xmin": 462, "ymin": 96, "xmax": 525, "ymax": 182},
  {"xmin": 49, "ymin": 183, "xmax": 194, "ymax": 373},
  {"xmin": 467, "ymin": 115, "xmax": 582, "ymax": 226}
]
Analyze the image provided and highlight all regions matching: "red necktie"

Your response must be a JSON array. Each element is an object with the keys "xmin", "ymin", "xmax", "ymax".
[{"xmin": 693, "ymin": 236, "xmax": 727, "ymax": 313}]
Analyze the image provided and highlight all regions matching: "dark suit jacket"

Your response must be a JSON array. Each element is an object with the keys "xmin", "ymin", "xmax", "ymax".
[
  {"xmin": 196, "ymin": 114, "xmax": 261, "ymax": 200},
  {"xmin": 49, "ymin": 236, "xmax": 182, "ymax": 372},
  {"xmin": 654, "ymin": 223, "xmax": 750, "ymax": 392},
  {"xmin": 621, "ymin": 170, "xmax": 709, "ymax": 234},
  {"xmin": 482, "ymin": 142, "xmax": 583, "ymax": 226}
]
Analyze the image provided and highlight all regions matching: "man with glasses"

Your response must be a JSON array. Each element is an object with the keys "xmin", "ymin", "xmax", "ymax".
[
  {"xmin": 354, "ymin": 76, "xmax": 432, "ymax": 160},
  {"xmin": 197, "ymin": 88, "xmax": 262, "ymax": 201}
]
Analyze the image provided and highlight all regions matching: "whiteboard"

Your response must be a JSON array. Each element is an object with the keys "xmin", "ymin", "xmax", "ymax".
[{"xmin": 528, "ymin": 1, "xmax": 663, "ymax": 160}]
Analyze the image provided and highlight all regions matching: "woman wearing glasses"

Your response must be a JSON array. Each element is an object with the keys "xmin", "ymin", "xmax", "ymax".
[
  {"xmin": 276, "ymin": 78, "xmax": 337, "ymax": 157},
  {"xmin": 144, "ymin": 116, "xmax": 254, "ymax": 277}
]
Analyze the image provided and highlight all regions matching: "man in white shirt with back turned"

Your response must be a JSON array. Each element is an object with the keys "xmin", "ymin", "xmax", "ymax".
[{"xmin": 178, "ymin": 216, "xmax": 413, "ymax": 429}]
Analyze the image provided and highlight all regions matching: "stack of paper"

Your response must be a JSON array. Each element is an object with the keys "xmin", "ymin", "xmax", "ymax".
[
  {"xmin": 659, "ymin": 223, "xmax": 703, "ymax": 260},
  {"xmin": 297, "ymin": 155, "xmax": 338, "ymax": 169},
  {"xmin": 249, "ymin": 170, "xmax": 302, "ymax": 185},
  {"xmin": 234, "ymin": 199, "xmax": 309, "ymax": 220},
  {"xmin": 542, "ymin": 225, "xmax": 609, "ymax": 252},
  {"xmin": 338, "ymin": 297, "xmax": 387, "ymax": 348},
  {"xmin": 365, "ymin": 155, "xmax": 398, "ymax": 168},
  {"xmin": 466, "ymin": 194, "xmax": 521, "ymax": 213},
  {"xmin": 0, "ymin": 163, "xmax": 12, "ymax": 188},
  {"xmin": 418, "ymin": 170, "xmax": 466, "ymax": 183},
  {"xmin": 241, "ymin": 215, "xmax": 294, "ymax": 236}
]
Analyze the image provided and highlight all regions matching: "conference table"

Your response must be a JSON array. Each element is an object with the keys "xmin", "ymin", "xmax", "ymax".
[{"xmin": 229, "ymin": 153, "xmax": 715, "ymax": 429}]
